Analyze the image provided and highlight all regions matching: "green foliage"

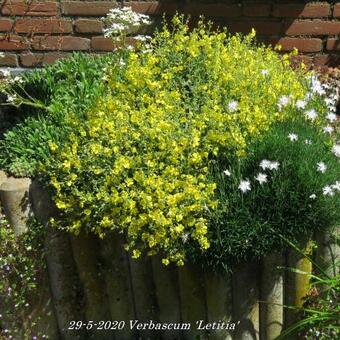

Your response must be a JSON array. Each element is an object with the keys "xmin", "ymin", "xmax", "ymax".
[
  {"xmin": 0, "ymin": 216, "xmax": 46, "ymax": 339},
  {"xmin": 0, "ymin": 53, "xmax": 114, "ymax": 177},
  {"xmin": 198, "ymin": 119, "xmax": 340, "ymax": 272}
]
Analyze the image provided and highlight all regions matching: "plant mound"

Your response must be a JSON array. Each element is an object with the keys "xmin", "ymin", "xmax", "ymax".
[{"xmin": 42, "ymin": 18, "xmax": 337, "ymax": 266}]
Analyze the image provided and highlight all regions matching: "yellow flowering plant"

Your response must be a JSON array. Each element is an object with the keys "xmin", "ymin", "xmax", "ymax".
[{"xmin": 40, "ymin": 16, "xmax": 329, "ymax": 266}]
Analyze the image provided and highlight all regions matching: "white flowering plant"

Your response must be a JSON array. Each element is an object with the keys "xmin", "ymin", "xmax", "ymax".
[
  {"xmin": 196, "ymin": 117, "xmax": 339, "ymax": 272},
  {"xmin": 102, "ymin": 6, "xmax": 152, "ymax": 47}
]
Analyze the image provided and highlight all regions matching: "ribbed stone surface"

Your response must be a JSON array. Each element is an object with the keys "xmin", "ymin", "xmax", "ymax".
[{"xmin": 0, "ymin": 177, "xmax": 32, "ymax": 235}]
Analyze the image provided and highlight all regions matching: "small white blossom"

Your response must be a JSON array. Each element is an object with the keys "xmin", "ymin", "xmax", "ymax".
[
  {"xmin": 288, "ymin": 133, "xmax": 298, "ymax": 142},
  {"xmin": 332, "ymin": 144, "xmax": 340, "ymax": 157},
  {"xmin": 316, "ymin": 162, "xmax": 327, "ymax": 173},
  {"xmin": 323, "ymin": 185, "xmax": 334, "ymax": 196},
  {"xmin": 255, "ymin": 173, "xmax": 267, "ymax": 185},
  {"xmin": 332, "ymin": 181, "xmax": 340, "ymax": 192},
  {"xmin": 259, "ymin": 159, "xmax": 279, "ymax": 170},
  {"xmin": 0, "ymin": 69, "xmax": 10, "ymax": 78},
  {"xmin": 181, "ymin": 233, "xmax": 189, "ymax": 243},
  {"xmin": 0, "ymin": 52, "xmax": 4, "ymax": 58},
  {"xmin": 223, "ymin": 169, "xmax": 231, "ymax": 176},
  {"xmin": 118, "ymin": 59, "xmax": 126, "ymax": 66},
  {"xmin": 278, "ymin": 95, "xmax": 291, "ymax": 110},
  {"xmin": 305, "ymin": 109, "xmax": 318, "ymax": 121},
  {"xmin": 228, "ymin": 100, "xmax": 238, "ymax": 112},
  {"xmin": 323, "ymin": 126, "xmax": 334, "ymax": 134},
  {"xmin": 261, "ymin": 69, "xmax": 269, "ymax": 75},
  {"xmin": 309, "ymin": 194, "xmax": 317, "ymax": 199},
  {"xmin": 326, "ymin": 113, "xmax": 337, "ymax": 122},
  {"xmin": 268, "ymin": 161, "xmax": 279, "ymax": 170},
  {"xmin": 13, "ymin": 75, "xmax": 23, "ymax": 83},
  {"xmin": 296, "ymin": 99, "xmax": 306, "ymax": 109},
  {"xmin": 238, "ymin": 180, "xmax": 251, "ymax": 193},
  {"xmin": 259, "ymin": 159, "xmax": 271, "ymax": 170},
  {"xmin": 305, "ymin": 139, "xmax": 312, "ymax": 145},
  {"xmin": 6, "ymin": 94, "xmax": 17, "ymax": 104},
  {"xmin": 134, "ymin": 35, "xmax": 151, "ymax": 42},
  {"xmin": 310, "ymin": 75, "xmax": 326, "ymax": 96}
]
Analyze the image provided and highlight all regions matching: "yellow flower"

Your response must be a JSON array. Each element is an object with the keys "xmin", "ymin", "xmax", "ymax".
[{"xmin": 48, "ymin": 142, "xmax": 58, "ymax": 152}]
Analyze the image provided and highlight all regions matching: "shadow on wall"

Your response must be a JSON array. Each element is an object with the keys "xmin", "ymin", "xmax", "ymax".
[{"xmin": 156, "ymin": 1, "xmax": 340, "ymax": 69}]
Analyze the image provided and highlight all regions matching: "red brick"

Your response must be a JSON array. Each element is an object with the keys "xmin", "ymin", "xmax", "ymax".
[
  {"xmin": 273, "ymin": 2, "xmax": 330, "ymax": 18},
  {"xmin": 0, "ymin": 53, "xmax": 18, "ymax": 66},
  {"xmin": 290, "ymin": 54, "xmax": 313, "ymax": 68},
  {"xmin": 32, "ymin": 36, "xmax": 90, "ymax": 51},
  {"xmin": 61, "ymin": 1, "xmax": 118, "ymax": 16},
  {"xmin": 274, "ymin": 37, "xmax": 322, "ymax": 53},
  {"xmin": 243, "ymin": 2, "xmax": 271, "ymax": 17},
  {"xmin": 333, "ymin": 3, "xmax": 340, "ymax": 18},
  {"xmin": 326, "ymin": 38, "xmax": 340, "ymax": 51},
  {"xmin": 183, "ymin": 4, "xmax": 241, "ymax": 18},
  {"xmin": 1, "ymin": 1, "xmax": 57, "ymax": 16},
  {"xmin": 129, "ymin": 2, "xmax": 178, "ymax": 15},
  {"xmin": 0, "ymin": 19, "xmax": 13, "ymax": 32},
  {"xmin": 20, "ymin": 53, "xmax": 70, "ymax": 67},
  {"xmin": 314, "ymin": 54, "xmax": 340, "ymax": 67},
  {"xmin": 91, "ymin": 36, "xmax": 135, "ymax": 51},
  {"xmin": 75, "ymin": 19, "xmax": 103, "ymax": 34},
  {"xmin": 227, "ymin": 21, "xmax": 281, "ymax": 35},
  {"xmin": 285, "ymin": 20, "xmax": 340, "ymax": 36},
  {"xmin": 91, "ymin": 37, "xmax": 114, "ymax": 51},
  {"xmin": 0, "ymin": 34, "xmax": 29, "ymax": 50},
  {"xmin": 15, "ymin": 19, "xmax": 72, "ymax": 34}
]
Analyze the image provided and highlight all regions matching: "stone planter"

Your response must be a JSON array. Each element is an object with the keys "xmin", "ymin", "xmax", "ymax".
[{"xmin": 1, "ymin": 176, "xmax": 331, "ymax": 340}]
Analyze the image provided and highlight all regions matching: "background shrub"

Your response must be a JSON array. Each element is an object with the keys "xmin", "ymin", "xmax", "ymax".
[{"xmin": 0, "ymin": 53, "xmax": 114, "ymax": 177}]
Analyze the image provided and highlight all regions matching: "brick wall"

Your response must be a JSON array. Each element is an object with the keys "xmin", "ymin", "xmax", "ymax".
[{"xmin": 1, "ymin": 1, "xmax": 340, "ymax": 68}]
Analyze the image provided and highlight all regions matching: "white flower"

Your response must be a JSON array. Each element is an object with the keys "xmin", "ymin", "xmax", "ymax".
[
  {"xmin": 326, "ymin": 113, "xmax": 337, "ymax": 122},
  {"xmin": 296, "ymin": 99, "xmax": 306, "ymax": 109},
  {"xmin": 0, "ymin": 69, "xmax": 10, "ymax": 78},
  {"xmin": 0, "ymin": 52, "xmax": 4, "ymax": 58},
  {"xmin": 259, "ymin": 159, "xmax": 279, "ymax": 170},
  {"xmin": 228, "ymin": 100, "xmax": 238, "ymax": 112},
  {"xmin": 278, "ymin": 95, "xmax": 290, "ymax": 109},
  {"xmin": 126, "ymin": 45, "xmax": 134, "ymax": 51},
  {"xmin": 316, "ymin": 162, "xmax": 327, "ymax": 173},
  {"xmin": 305, "ymin": 139, "xmax": 312, "ymax": 145},
  {"xmin": 259, "ymin": 159, "xmax": 271, "ymax": 170},
  {"xmin": 102, "ymin": 7, "xmax": 152, "ymax": 38},
  {"xmin": 310, "ymin": 75, "xmax": 326, "ymax": 96},
  {"xmin": 6, "ymin": 94, "xmax": 17, "ymax": 104},
  {"xmin": 118, "ymin": 59, "xmax": 126, "ymax": 66},
  {"xmin": 13, "ymin": 76, "xmax": 23, "ymax": 83},
  {"xmin": 323, "ymin": 185, "xmax": 334, "ymax": 196},
  {"xmin": 223, "ymin": 169, "xmax": 231, "ymax": 176},
  {"xmin": 288, "ymin": 133, "xmax": 298, "ymax": 142},
  {"xmin": 332, "ymin": 144, "xmax": 340, "ymax": 157},
  {"xmin": 255, "ymin": 173, "xmax": 267, "ymax": 185},
  {"xmin": 309, "ymin": 194, "xmax": 317, "ymax": 199},
  {"xmin": 134, "ymin": 35, "xmax": 151, "ymax": 42},
  {"xmin": 332, "ymin": 181, "xmax": 340, "ymax": 192},
  {"xmin": 323, "ymin": 126, "xmax": 334, "ymax": 134},
  {"xmin": 268, "ymin": 161, "xmax": 279, "ymax": 170},
  {"xmin": 181, "ymin": 233, "xmax": 189, "ymax": 243},
  {"xmin": 305, "ymin": 109, "xmax": 318, "ymax": 121},
  {"xmin": 238, "ymin": 180, "xmax": 251, "ymax": 193},
  {"xmin": 261, "ymin": 69, "xmax": 269, "ymax": 75}
]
